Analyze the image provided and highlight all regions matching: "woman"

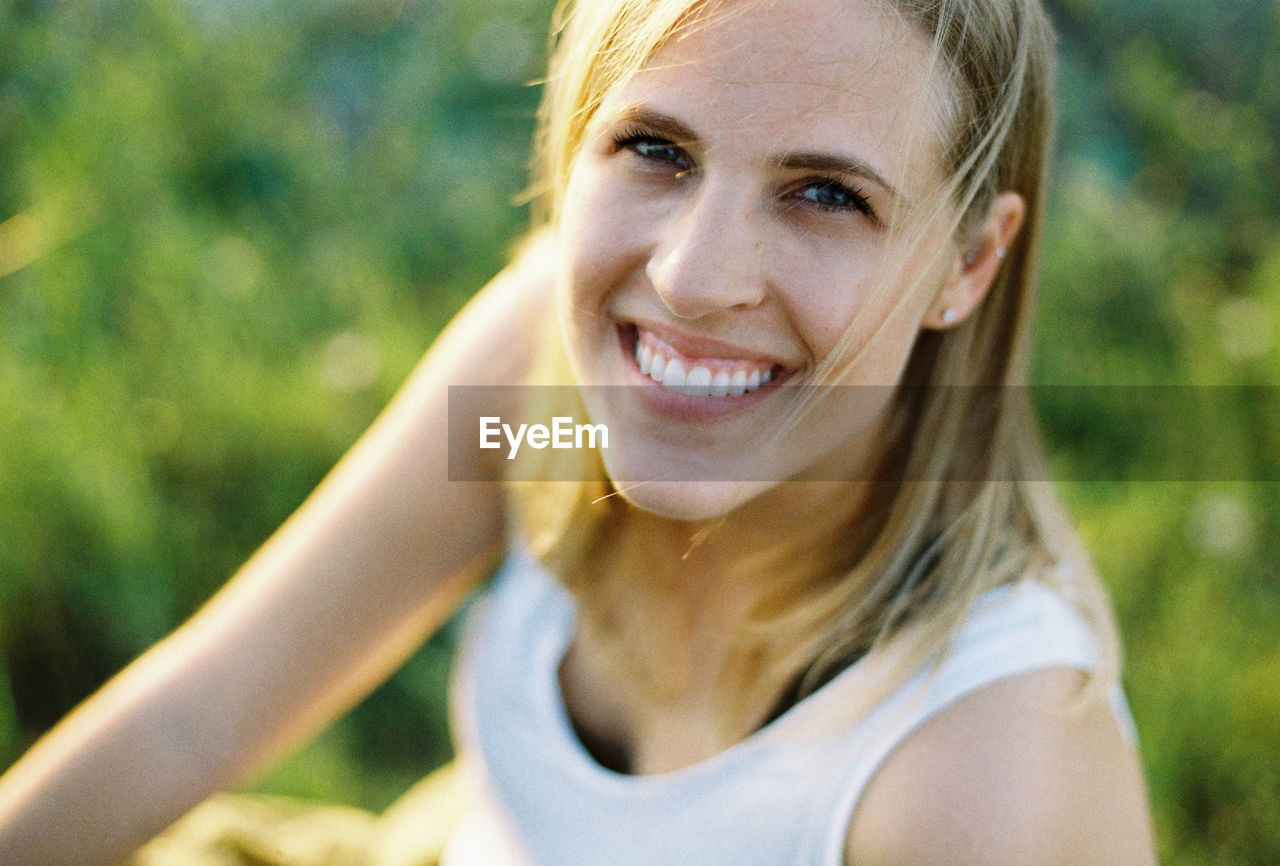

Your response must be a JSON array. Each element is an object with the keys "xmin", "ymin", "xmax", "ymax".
[{"xmin": 0, "ymin": 0, "xmax": 1156, "ymax": 862}]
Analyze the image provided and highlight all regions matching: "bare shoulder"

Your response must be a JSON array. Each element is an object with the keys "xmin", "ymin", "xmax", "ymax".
[
  {"xmin": 845, "ymin": 667, "xmax": 1156, "ymax": 866},
  {"xmin": 428, "ymin": 226, "xmax": 557, "ymax": 388}
]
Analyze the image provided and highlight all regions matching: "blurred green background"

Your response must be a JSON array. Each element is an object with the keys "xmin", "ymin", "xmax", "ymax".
[{"xmin": 0, "ymin": 0, "xmax": 1277, "ymax": 862}]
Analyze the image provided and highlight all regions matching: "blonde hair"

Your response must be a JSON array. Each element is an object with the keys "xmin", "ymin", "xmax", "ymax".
[{"xmin": 510, "ymin": 0, "xmax": 1118, "ymax": 731}]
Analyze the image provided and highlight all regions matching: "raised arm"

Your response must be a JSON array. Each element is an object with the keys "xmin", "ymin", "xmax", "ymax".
[{"xmin": 0, "ymin": 230, "xmax": 555, "ymax": 866}]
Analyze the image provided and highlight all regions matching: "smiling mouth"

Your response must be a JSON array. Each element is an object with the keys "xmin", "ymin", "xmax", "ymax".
[{"xmin": 621, "ymin": 324, "xmax": 789, "ymax": 397}]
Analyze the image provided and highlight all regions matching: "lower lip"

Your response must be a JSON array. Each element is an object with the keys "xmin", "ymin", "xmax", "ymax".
[{"xmin": 614, "ymin": 324, "xmax": 789, "ymax": 422}]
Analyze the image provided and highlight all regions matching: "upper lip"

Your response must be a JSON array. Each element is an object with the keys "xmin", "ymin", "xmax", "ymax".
[{"xmin": 625, "ymin": 317, "xmax": 797, "ymax": 371}]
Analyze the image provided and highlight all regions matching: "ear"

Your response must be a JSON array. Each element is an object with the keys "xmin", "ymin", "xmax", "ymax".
[{"xmin": 922, "ymin": 191, "xmax": 1025, "ymax": 330}]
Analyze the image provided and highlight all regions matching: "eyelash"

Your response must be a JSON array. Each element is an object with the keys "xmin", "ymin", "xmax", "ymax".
[
  {"xmin": 797, "ymin": 175, "xmax": 874, "ymax": 218},
  {"xmin": 610, "ymin": 126, "xmax": 876, "ymax": 220},
  {"xmin": 611, "ymin": 126, "xmax": 693, "ymax": 172}
]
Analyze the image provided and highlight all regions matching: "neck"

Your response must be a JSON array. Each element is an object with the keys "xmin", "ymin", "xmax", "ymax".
[{"xmin": 563, "ymin": 479, "xmax": 881, "ymax": 765}]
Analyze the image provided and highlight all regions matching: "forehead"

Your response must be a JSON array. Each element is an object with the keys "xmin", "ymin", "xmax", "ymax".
[{"xmin": 596, "ymin": 0, "xmax": 948, "ymax": 193}]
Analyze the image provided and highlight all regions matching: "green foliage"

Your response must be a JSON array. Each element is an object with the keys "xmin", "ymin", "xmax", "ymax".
[
  {"xmin": 1, "ymin": 0, "xmax": 1277, "ymax": 858},
  {"xmin": 0, "ymin": 0, "xmax": 549, "ymax": 809},
  {"xmin": 1041, "ymin": 2, "xmax": 1280, "ymax": 861}
]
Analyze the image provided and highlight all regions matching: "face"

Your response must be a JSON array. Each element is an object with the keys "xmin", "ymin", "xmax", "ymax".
[{"xmin": 557, "ymin": 0, "xmax": 961, "ymax": 521}]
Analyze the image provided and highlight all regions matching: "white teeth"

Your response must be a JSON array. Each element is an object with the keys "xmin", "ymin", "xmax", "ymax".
[
  {"xmin": 634, "ymin": 331, "xmax": 777, "ymax": 397},
  {"xmin": 685, "ymin": 365, "xmax": 713, "ymax": 397},
  {"xmin": 710, "ymin": 370, "xmax": 730, "ymax": 397},
  {"xmin": 661, "ymin": 358, "xmax": 687, "ymax": 389}
]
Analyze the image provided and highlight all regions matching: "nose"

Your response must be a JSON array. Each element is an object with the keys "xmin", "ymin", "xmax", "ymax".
[{"xmin": 645, "ymin": 183, "xmax": 768, "ymax": 320}]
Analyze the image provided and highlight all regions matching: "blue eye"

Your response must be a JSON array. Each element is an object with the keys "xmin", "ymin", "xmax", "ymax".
[
  {"xmin": 633, "ymin": 139, "xmax": 689, "ymax": 166},
  {"xmin": 613, "ymin": 127, "xmax": 694, "ymax": 173},
  {"xmin": 797, "ymin": 179, "xmax": 873, "ymax": 216}
]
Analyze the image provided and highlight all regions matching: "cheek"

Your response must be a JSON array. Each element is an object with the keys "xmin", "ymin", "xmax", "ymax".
[
  {"xmin": 784, "ymin": 245, "xmax": 940, "ymax": 383},
  {"xmin": 559, "ymin": 161, "xmax": 644, "ymax": 294},
  {"xmin": 779, "ymin": 247, "xmax": 884, "ymax": 364},
  {"xmin": 555, "ymin": 164, "xmax": 644, "ymax": 374}
]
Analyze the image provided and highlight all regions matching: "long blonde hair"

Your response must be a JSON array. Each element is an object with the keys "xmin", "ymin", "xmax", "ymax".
[{"xmin": 509, "ymin": 0, "xmax": 1118, "ymax": 728}]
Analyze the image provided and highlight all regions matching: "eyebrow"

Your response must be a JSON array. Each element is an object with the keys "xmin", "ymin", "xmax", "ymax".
[
  {"xmin": 605, "ymin": 106, "xmax": 907, "ymax": 204},
  {"xmin": 610, "ymin": 107, "xmax": 699, "ymax": 145},
  {"xmin": 777, "ymin": 152, "xmax": 907, "ymax": 205}
]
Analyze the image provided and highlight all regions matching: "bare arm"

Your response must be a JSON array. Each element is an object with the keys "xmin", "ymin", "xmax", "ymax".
[
  {"xmin": 0, "ymin": 231, "xmax": 555, "ymax": 866},
  {"xmin": 846, "ymin": 667, "xmax": 1157, "ymax": 865}
]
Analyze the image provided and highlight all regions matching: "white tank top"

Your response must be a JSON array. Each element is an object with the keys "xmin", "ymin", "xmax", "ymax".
[{"xmin": 443, "ymin": 545, "xmax": 1131, "ymax": 866}]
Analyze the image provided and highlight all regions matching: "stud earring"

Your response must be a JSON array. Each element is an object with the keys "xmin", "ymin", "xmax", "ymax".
[
  {"xmin": 996, "ymin": 247, "xmax": 1007, "ymax": 260},
  {"xmin": 941, "ymin": 308, "xmax": 957, "ymax": 325}
]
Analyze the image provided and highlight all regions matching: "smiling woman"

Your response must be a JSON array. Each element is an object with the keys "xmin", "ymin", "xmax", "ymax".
[
  {"xmin": 554, "ymin": 0, "xmax": 982, "ymax": 519},
  {"xmin": 487, "ymin": 2, "xmax": 1155, "ymax": 863},
  {"xmin": 0, "ymin": 0, "xmax": 1157, "ymax": 864}
]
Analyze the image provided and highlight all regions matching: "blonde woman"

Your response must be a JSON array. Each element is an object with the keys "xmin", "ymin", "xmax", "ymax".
[{"xmin": 0, "ymin": 0, "xmax": 1156, "ymax": 862}]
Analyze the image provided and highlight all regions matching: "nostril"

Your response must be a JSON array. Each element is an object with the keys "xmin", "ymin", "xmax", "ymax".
[{"xmin": 646, "ymin": 204, "xmax": 769, "ymax": 318}]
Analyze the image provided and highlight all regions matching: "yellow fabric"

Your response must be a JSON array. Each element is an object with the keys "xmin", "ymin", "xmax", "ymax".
[{"xmin": 132, "ymin": 761, "xmax": 472, "ymax": 866}]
